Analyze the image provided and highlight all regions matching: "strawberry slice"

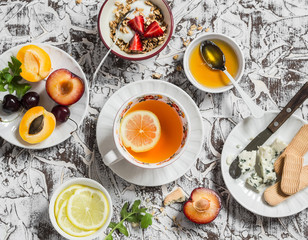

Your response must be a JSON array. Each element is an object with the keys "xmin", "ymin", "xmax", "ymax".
[
  {"xmin": 128, "ymin": 15, "xmax": 145, "ymax": 35},
  {"xmin": 129, "ymin": 33, "xmax": 143, "ymax": 51},
  {"xmin": 144, "ymin": 21, "xmax": 164, "ymax": 38}
]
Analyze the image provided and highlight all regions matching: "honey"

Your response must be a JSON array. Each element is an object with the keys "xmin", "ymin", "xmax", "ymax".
[
  {"xmin": 125, "ymin": 100, "xmax": 183, "ymax": 164},
  {"xmin": 189, "ymin": 40, "xmax": 239, "ymax": 88}
]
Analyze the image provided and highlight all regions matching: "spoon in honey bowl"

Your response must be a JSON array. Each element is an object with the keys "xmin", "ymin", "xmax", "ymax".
[{"xmin": 200, "ymin": 40, "xmax": 264, "ymax": 118}]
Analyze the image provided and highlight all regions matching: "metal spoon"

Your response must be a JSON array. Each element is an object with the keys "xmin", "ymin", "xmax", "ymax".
[
  {"xmin": 93, "ymin": 9, "xmax": 134, "ymax": 81},
  {"xmin": 200, "ymin": 40, "xmax": 264, "ymax": 118}
]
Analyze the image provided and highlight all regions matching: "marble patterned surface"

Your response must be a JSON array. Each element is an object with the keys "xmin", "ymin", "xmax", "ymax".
[{"xmin": 1, "ymin": 0, "xmax": 308, "ymax": 239}]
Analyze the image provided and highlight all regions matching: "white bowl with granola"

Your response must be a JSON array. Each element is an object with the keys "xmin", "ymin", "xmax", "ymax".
[{"xmin": 98, "ymin": 0, "xmax": 173, "ymax": 60}]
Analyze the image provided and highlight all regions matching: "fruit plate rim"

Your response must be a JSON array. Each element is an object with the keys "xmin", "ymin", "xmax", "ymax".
[
  {"xmin": 221, "ymin": 111, "xmax": 308, "ymax": 217},
  {"xmin": 0, "ymin": 43, "xmax": 89, "ymax": 149}
]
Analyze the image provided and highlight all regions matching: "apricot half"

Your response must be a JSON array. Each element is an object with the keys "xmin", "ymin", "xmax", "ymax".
[
  {"xmin": 183, "ymin": 188, "xmax": 221, "ymax": 224},
  {"xmin": 17, "ymin": 45, "xmax": 51, "ymax": 82},
  {"xmin": 46, "ymin": 69, "xmax": 85, "ymax": 106},
  {"xmin": 19, "ymin": 106, "xmax": 56, "ymax": 144}
]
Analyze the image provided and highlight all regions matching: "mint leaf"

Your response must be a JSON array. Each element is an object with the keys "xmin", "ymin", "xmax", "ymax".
[
  {"xmin": 120, "ymin": 202, "xmax": 129, "ymax": 219},
  {"xmin": 116, "ymin": 222, "xmax": 129, "ymax": 236},
  {"xmin": 140, "ymin": 213, "xmax": 153, "ymax": 229},
  {"xmin": 131, "ymin": 200, "xmax": 141, "ymax": 212},
  {"xmin": 108, "ymin": 222, "xmax": 117, "ymax": 229},
  {"xmin": 8, "ymin": 56, "xmax": 22, "ymax": 76},
  {"xmin": 105, "ymin": 199, "xmax": 153, "ymax": 240},
  {"xmin": 104, "ymin": 235, "xmax": 113, "ymax": 240},
  {"xmin": 126, "ymin": 214, "xmax": 139, "ymax": 223},
  {"xmin": 0, "ymin": 83, "xmax": 6, "ymax": 91},
  {"xmin": 0, "ymin": 56, "xmax": 30, "ymax": 98},
  {"xmin": 11, "ymin": 81, "xmax": 31, "ymax": 98}
]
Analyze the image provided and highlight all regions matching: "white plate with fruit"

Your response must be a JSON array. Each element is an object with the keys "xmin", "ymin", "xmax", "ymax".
[{"xmin": 0, "ymin": 43, "xmax": 89, "ymax": 149}]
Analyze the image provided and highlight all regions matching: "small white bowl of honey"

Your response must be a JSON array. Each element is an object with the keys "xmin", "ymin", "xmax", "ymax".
[{"xmin": 183, "ymin": 33, "xmax": 245, "ymax": 93}]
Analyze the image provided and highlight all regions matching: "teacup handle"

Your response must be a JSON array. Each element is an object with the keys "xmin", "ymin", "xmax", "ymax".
[{"xmin": 103, "ymin": 149, "xmax": 124, "ymax": 166}]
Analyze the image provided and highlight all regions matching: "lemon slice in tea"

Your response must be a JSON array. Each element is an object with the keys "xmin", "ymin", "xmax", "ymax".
[{"xmin": 120, "ymin": 110, "xmax": 161, "ymax": 152}]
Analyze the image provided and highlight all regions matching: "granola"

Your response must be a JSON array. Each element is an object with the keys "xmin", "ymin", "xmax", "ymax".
[{"xmin": 109, "ymin": 0, "xmax": 168, "ymax": 54}]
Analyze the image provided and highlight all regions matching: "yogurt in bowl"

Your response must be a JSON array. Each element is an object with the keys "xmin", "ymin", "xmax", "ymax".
[{"xmin": 98, "ymin": 0, "xmax": 174, "ymax": 60}]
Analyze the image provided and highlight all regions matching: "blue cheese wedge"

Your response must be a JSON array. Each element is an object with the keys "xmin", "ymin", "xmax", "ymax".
[
  {"xmin": 238, "ymin": 150, "xmax": 257, "ymax": 173},
  {"xmin": 270, "ymin": 138, "xmax": 287, "ymax": 157},
  {"xmin": 246, "ymin": 173, "xmax": 265, "ymax": 192},
  {"xmin": 235, "ymin": 138, "xmax": 287, "ymax": 193},
  {"xmin": 257, "ymin": 146, "xmax": 277, "ymax": 184}
]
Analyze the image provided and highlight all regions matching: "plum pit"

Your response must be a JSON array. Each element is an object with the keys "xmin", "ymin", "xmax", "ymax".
[
  {"xmin": 193, "ymin": 198, "xmax": 210, "ymax": 212},
  {"xmin": 60, "ymin": 81, "xmax": 73, "ymax": 95}
]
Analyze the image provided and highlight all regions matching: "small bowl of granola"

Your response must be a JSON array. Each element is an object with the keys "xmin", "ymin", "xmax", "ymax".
[{"xmin": 98, "ymin": 0, "xmax": 174, "ymax": 61}]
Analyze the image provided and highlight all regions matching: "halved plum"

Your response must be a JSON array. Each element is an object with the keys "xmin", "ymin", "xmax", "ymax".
[
  {"xmin": 46, "ymin": 69, "xmax": 85, "ymax": 106},
  {"xmin": 183, "ymin": 188, "xmax": 221, "ymax": 224}
]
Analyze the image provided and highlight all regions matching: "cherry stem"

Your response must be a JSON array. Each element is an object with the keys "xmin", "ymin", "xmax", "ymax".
[{"xmin": 68, "ymin": 117, "xmax": 79, "ymax": 135}]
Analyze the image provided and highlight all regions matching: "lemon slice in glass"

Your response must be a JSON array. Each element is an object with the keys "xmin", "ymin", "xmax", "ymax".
[
  {"xmin": 57, "ymin": 200, "xmax": 95, "ymax": 237},
  {"xmin": 54, "ymin": 184, "xmax": 84, "ymax": 217},
  {"xmin": 66, "ymin": 187, "xmax": 109, "ymax": 231}
]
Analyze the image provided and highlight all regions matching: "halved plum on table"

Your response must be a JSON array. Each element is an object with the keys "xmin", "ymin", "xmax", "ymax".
[
  {"xmin": 183, "ymin": 188, "xmax": 221, "ymax": 224},
  {"xmin": 46, "ymin": 69, "xmax": 84, "ymax": 106}
]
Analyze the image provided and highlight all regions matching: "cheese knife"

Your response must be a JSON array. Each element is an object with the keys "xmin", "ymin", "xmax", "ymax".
[{"xmin": 229, "ymin": 81, "xmax": 308, "ymax": 179}]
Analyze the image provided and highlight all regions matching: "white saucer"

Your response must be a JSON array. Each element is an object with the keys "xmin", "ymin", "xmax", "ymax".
[
  {"xmin": 96, "ymin": 80, "xmax": 204, "ymax": 186},
  {"xmin": 0, "ymin": 43, "xmax": 89, "ymax": 149},
  {"xmin": 221, "ymin": 112, "xmax": 308, "ymax": 217}
]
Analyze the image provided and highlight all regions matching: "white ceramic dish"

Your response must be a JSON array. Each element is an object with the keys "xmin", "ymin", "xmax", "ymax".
[
  {"xmin": 49, "ymin": 178, "xmax": 113, "ymax": 240},
  {"xmin": 221, "ymin": 112, "xmax": 308, "ymax": 217},
  {"xmin": 96, "ymin": 80, "xmax": 204, "ymax": 186},
  {"xmin": 97, "ymin": 0, "xmax": 174, "ymax": 61},
  {"xmin": 183, "ymin": 33, "xmax": 245, "ymax": 93},
  {"xmin": 0, "ymin": 43, "xmax": 89, "ymax": 149}
]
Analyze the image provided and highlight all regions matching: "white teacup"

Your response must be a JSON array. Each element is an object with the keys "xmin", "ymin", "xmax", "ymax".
[{"xmin": 103, "ymin": 93, "xmax": 190, "ymax": 169}]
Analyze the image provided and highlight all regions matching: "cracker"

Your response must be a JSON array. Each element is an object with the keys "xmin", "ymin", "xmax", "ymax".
[
  {"xmin": 264, "ymin": 166, "xmax": 308, "ymax": 206},
  {"xmin": 280, "ymin": 153, "xmax": 303, "ymax": 195},
  {"xmin": 163, "ymin": 187, "xmax": 186, "ymax": 206},
  {"xmin": 263, "ymin": 182, "xmax": 289, "ymax": 206},
  {"xmin": 274, "ymin": 124, "xmax": 308, "ymax": 175}
]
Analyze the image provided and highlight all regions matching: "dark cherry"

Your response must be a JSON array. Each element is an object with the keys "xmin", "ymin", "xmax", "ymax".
[
  {"xmin": 21, "ymin": 92, "xmax": 40, "ymax": 110},
  {"xmin": 51, "ymin": 105, "xmax": 70, "ymax": 123},
  {"xmin": 2, "ymin": 94, "xmax": 21, "ymax": 113}
]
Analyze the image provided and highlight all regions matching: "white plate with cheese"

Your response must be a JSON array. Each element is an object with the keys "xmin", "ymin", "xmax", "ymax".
[{"xmin": 221, "ymin": 111, "xmax": 308, "ymax": 217}]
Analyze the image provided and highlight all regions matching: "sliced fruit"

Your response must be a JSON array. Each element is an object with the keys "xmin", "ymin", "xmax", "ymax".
[
  {"xmin": 183, "ymin": 188, "xmax": 221, "ymax": 224},
  {"xmin": 66, "ymin": 187, "xmax": 109, "ymax": 231},
  {"xmin": 54, "ymin": 184, "xmax": 84, "ymax": 217},
  {"xmin": 144, "ymin": 21, "xmax": 164, "ymax": 38},
  {"xmin": 128, "ymin": 15, "xmax": 145, "ymax": 35},
  {"xmin": 129, "ymin": 33, "xmax": 143, "ymax": 51},
  {"xmin": 19, "ymin": 106, "xmax": 56, "ymax": 144},
  {"xmin": 120, "ymin": 110, "xmax": 161, "ymax": 152},
  {"xmin": 16, "ymin": 45, "xmax": 51, "ymax": 82},
  {"xmin": 46, "ymin": 69, "xmax": 85, "ymax": 106},
  {"xmin": 57, "ymin": 200, "xmax": 95, "ymax": 237}
]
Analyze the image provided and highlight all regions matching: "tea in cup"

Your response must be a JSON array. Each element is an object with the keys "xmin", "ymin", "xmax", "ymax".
[{"xmin": 103, "ymin": 93, "xmax": 190, "ymax": 169}]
